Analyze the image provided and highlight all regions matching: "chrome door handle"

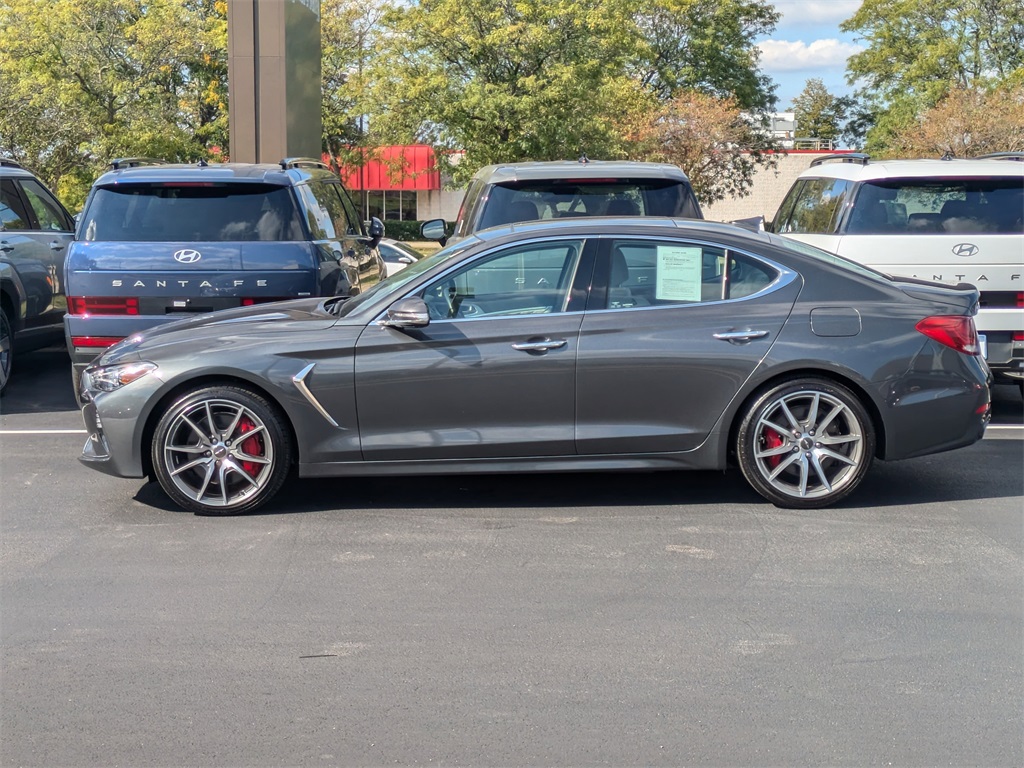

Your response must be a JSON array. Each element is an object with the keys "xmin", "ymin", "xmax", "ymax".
[
  {"xmin": 713, "ymin": 329, "xmax": 770, "ymax": 343},
  {"xmin": 49, "ymin": 240, "xmax": 66, "ymax": 251},
  {"xmin": 0, "ymin": 242, "xmax": 13, "ymax": 252},
  {"xmin": 512, "ymin": 338, "xmax": 567, "ymax": 352}
]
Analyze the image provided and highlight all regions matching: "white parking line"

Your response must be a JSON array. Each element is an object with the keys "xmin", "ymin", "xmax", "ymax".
[{"xmin": 0, "ymin": 429, "xmax": 88, "ymax": 434}]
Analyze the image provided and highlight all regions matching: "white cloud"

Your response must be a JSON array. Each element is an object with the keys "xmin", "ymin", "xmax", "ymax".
[
  {"xmin": 772, "ymin": 0, "xmax": 862, "ymax": 26},
  {"xmin": 757, "ymin": 39, "xmax": 863, "ymax": 71}
]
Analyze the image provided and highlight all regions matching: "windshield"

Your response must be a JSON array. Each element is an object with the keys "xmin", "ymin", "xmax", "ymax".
[
  {"xmin": 335, "ymin": 239, "xmax": 476, "ymax": 317},
  {"xmin": 476, "ymin": 179, "xmax": 700, "ymax": 230}
]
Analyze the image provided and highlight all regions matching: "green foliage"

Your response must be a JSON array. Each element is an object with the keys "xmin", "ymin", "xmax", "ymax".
[
  {"xmin": 367, "ymin": 0, "xmax": 778, "ymax": 186},
  {"xmin": 380, "ymin": 219, "xmax": 428, "ymax": 241},
  {"xmin": 0, "ymin": 0, "xmax": 228, "ymax": 209},
  {"xmin": 841, "ymin": 0, "xmax": 1024, "ymax": 155},
  {"xmin": 790, "ymin": 79, "xmax": 850, "ymax": 145}
]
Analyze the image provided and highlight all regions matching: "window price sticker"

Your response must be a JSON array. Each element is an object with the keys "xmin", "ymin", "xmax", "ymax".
[{"xmin": 656, "ymin": 246, "xmax": 703, "ymax": 302}]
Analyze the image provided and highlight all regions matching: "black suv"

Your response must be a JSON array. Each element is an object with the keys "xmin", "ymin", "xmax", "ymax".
[
  {"xmin": 420, "ymin": 158, "xmax": 703, "ymax": 244},
  {"xmin": 1, "ymin": 158, "xmax": 76, "ymax": 395},
  {"xmin": 65, "ymin": 157, "xmax": 384, "ymax": 394}
]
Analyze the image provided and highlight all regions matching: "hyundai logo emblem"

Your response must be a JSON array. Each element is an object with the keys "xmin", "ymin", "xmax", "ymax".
[
  {"xmin": 952, "ymin": 243, "xmax": 979, "ymax": 257},
  {"xmin": 173, "ymin": 248, "xmax": 202, "ymax": 264}
]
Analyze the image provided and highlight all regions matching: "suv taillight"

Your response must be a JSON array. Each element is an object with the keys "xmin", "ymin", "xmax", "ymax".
[
  {"xmin": 915, "ymin": 316, "xmax": 979, "ymax": 355},
  {"xmin": 68, "ymin": 297, "xmax": 139, "ymax": 315}
]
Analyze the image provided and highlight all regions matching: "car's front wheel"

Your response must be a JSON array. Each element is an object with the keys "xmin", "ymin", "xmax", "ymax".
[
  {"xmin": 151, "ymin": 385, "xmax": 292, "ymax": 515},
  {"xmin": 736, "ymin": 378, "xmax": 875, "ymax": 508}
]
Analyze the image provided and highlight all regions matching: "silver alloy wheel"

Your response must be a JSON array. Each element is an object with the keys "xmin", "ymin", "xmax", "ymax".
[
  {"xmin": 161, "ymin": 397, "xmax": 275, "ymax": 509},
  {"xmin": 752, "ymin": 389, "xmax": 865, "ymax": 500}
]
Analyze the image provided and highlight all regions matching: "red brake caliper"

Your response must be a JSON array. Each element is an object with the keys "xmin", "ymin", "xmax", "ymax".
[
  {"xmin": 238, "ymin": 417, "xmax": 261, "ymax": 476},
  {"xmin": 763, "ymin": 428, "xmax": 783, "ymax": 468}
]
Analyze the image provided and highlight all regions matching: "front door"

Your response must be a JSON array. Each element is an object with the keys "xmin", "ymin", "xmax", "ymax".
[{"xmin": 354, "ymin": 237, "xmax": 594, "ymax": 461}]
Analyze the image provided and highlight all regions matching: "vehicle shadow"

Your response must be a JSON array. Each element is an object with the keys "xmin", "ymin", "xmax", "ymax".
[
  {"xmin": 133, "ymin": 436, "xmax": 1023, "ymax": 516},
  {"xmin": 1, "ymin": 345, "xmax": 78, "ymax": 414}
]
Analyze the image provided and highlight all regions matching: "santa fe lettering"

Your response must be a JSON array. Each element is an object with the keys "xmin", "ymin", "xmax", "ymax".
[{"xmin": 112, "ymin": 279, "xmax": 269, "ymax": 287}]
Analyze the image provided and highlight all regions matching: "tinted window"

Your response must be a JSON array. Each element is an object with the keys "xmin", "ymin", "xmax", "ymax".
[
  {"xmin": 296, "ymin": 181, "xmax": 359, "ymax": 239},
  {"xmin": 775, "ymin": 177, "xmax": 850, "ymax": 234},
  {"xmin": 602, "ymin": 239, "xmax": 776, "ymax": 309},
  {"xmin": 0, "ymin": 179, "xmax": 29, "ymax": 229},
  {"xmin": 21, "ymin": 178, "xmax": 72, "ymax": 231},
  {"xmin": 81, "ymin": 183, "xmax": 304, "ymax": 242},
  {"xmin": 420, "ymin": 240, "xmax": 584, "ymax": 319},
  {"xmin": 847, "ymin": 177, "xmax": 1024, "ymax": 234},
  {"xmin": 477, "ymin": 179, "xmax": 699, "ymax": 230}
]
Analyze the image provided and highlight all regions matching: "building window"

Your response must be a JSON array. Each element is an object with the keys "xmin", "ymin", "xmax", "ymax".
[{"xmin": 358, "ymin": 190, "xmax": 418, "ymax": 221}]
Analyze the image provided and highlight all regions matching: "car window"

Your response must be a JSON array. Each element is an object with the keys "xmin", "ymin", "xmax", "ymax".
[
  {"xmin": 420, "ymin": 239, "xmax": 584, "ymax": 320},
  {"xmin": 20, "ymin": 178, "xmax": 72, "ymax": 232},
  {"xmin": 477, "ymin": 179, "xmax": 699, "ymax": 230},
  {"xmin": 775, "ymin": 177, "xmax": 850, "ymax": 234},
  {"xmin": 601, "ymin": 239, "xmax": 777, "ymax": 309},
  {"xmin": 297, "ymin": 181, "xmax": 359, "ymax": 239},
  {"xmin": 80, "ymin": 183, "xmax": 304, "ymax": 242},
  {"xmin": 847, "ymin": 177, "xmax": 1024, "ymax": 234},
  {"xmin": 0, "ymin": 179, "xmax": 30, "ymax": 230}
]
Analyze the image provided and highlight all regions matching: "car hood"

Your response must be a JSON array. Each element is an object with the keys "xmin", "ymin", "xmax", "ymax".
[{"xmin": 96, "ymin": 297, "xmax": 339, "ymax": 366}]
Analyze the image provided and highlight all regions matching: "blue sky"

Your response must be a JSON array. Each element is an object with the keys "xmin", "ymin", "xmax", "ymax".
[{"xmin": 757, "ymin": 0, "xmax": 864, "ymax": 111}]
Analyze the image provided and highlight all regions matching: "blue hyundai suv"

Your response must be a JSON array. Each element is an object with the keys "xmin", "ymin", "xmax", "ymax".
[{"xmin": 65, "ymin": 157, "xmax": 384, "ymax": 397}]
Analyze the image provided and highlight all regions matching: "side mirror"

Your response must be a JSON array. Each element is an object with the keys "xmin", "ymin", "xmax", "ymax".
[
  {"xmin": 420, "ymin": 218, "xmax": 448, "ymax": 246},
  {"xmin": 380, "ymin": 296, "xmax": 430, "ymax": 329},
  {"xmin": 398, "ymin": 256, "xmax": 415, "ymax": 264},
  {"xmin": 363, "ymin": 216, "xmax": 385, "ymax": 248}
]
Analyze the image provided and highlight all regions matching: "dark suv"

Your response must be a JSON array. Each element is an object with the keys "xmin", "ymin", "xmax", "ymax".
[
  {"xmin": 1, "ymin": 158, "xmax": 76, "ymax": 395},
  {"xmin": 420, "ymin": 158, "xmax": 703, "ymax": 244},
  {"xmin": 65, "ymin": 157, "xmax": 384, "ymax": 395}
]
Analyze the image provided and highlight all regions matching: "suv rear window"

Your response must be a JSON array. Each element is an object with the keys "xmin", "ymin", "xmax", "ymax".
[
  {"xmin": 847, "ymin": 177, "xmax": 1024, "ymax": 234},
  {"xmin": 80, "ymin": 183, "xmax": 305, "ymax": 242},
  {"xmin": 475, "ymin": 179, "xmax": 700, "ymax": 230}
]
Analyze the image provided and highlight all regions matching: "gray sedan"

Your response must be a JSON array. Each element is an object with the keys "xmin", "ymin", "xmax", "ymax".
[{"xmin": 76, "ymin": 218, "xmax": 991, "ymax": 515}]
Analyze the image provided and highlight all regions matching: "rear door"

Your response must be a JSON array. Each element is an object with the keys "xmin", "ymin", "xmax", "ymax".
[
  {"xmin": 354, "ymin": 237, "xmax": 595, "ymax": 460},
  {"xmin": 576, "ymin": 236, "xmax": 801, "ymax": 454}
]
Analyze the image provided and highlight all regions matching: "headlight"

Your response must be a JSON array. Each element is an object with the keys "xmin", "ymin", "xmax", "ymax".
[{"xmin": 85, "ymin": 361, "xmax": 158, "ymax": 392}]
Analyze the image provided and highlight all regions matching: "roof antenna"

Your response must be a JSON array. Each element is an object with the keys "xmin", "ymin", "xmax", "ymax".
[
  {"xmin": 197, "ymin": 158, "xmax": 209, "ymax": 167},
  {"xmin": 578, "ymin": 152, "xmax": 589, "ymax": 164},
  {"xmin": 940, "ymin": 151, "xmax": 955, "ymax": 161}
]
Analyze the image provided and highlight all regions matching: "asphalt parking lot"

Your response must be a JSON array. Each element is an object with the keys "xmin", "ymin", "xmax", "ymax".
[{"xmin": 2, "ymin": 347, "xmax": 1022, "ymax": 767}]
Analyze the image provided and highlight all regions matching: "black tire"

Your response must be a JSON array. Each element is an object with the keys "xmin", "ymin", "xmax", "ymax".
[
  {"xmin": 736, "ymin": 377, "xmax": 875, "ymax": 509},
  {"xmin": 0, "ymin": 308, "xmax": 12, "ymax": 396},
  {"xmin": 151, "ymin": 384, "xmax": 292, "ymax": 515}
]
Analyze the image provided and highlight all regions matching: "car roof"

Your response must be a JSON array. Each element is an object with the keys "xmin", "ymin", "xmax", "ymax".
[
  {"xmin": 797, "ymin": 156, "xmax": 1024, "ymax": 182},
  {"xmin": 471, "ymin": 160, "xmax": 692, "ymax": 184},
  {"xmin": 0, "ymin": 159, "xmax": 37, "ymax": 179},
  {"xmin": 471, "ymin": 215, "xmax": 772, "ymax": 248},
  {"xmin": 91, "ymin": 161, "xmax": 337, "ymax": 187}
]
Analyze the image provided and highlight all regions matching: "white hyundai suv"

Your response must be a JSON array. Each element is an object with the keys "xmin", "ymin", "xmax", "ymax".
[{"xmin": 768, "ymin": 153, "xmax": 1024, "ymax": 389}]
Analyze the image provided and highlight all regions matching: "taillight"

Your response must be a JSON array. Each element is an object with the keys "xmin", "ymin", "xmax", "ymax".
[
  {"xmin": 1017, "ymin": 292, "xmax": 1023, "ymax": 308},
  {"xmin": 915, "ymin": 316, "xmax": 979, "ymax": 355},
  {"xmin": 240, "ymin": 297, "xmax": 289, "ymax": 306},
  {"xmin": 1013, "ymin": 332, "xmax": 1024, "ymax": 342},
  {"xmin": 68, "ymin": 297, "xmax": 139, "ymax": 315},
  {"xmin": 71, "ymin": 336, "xmax": 123, "ymax": 348}
]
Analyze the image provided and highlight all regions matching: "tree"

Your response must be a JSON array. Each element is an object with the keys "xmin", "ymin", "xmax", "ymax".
[
  {"xmin": 841, "ymin": 0, "xmax": 1024, "ymax": 154},
  {"xmin": 0, "ymin": 0, "xmax": 228, "ymax": 208},
  {"xmin": 886, "ymin": 85, "xmax": 1024, "ymax": 157},
  {"xmin": 321, "ymin": 0, "xmax": 392, "ymax": 172},
  {"xmin": 625, "ymin": 90, "xmax": 780, "ymax": 205},
  {"xmin": 790, "ymin": 78, "xmax": 850, "ymax": 146},
  {"xmin": 367, "ymin": 0, "xmax": 778, "ymax": 185}
]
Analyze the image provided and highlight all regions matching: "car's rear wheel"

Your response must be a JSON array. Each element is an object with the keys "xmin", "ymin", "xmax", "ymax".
[
  {"xmin": 152, "ymin": 385, "xmax": 292, "ymax": 515},
  {"xmin": 0, "ymin": 308, "xmax": 12, "ymax": 396},
  {"xmin": 736, "ymin": 378, "xmax": 875, "ymax": 508}
]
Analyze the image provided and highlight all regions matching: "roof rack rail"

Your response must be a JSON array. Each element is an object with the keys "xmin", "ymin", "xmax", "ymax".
[
  {"xmin": 108, "ymin": 157, "xmax": 167, "ymax": 170},
  {"xmin": 0, "ymin": 156, "xmax": 25, "ymax": 169},
  {"xmin": 279, "ymin": 157, "xmax": 331, "ymax": 171},
  {"xmin": 975, "ymin": 152, "xmax": 1024, "ymax": 162},
  {"xmin": 809, "ymin": 152, "xmax": 870, "ymax": 167}
]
